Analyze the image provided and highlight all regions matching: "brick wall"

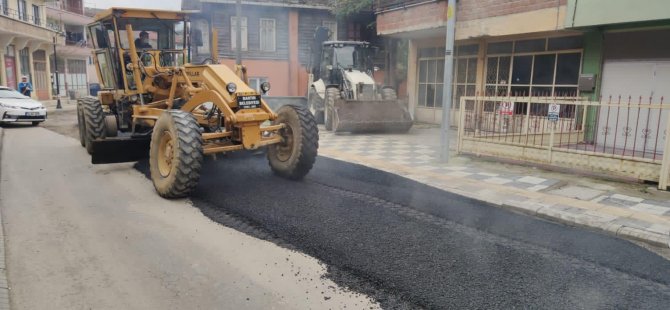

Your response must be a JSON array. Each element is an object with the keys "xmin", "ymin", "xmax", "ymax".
[
  {"xmin": 377, "ymin": 1, "xmax": 448, "ymax": 35},
  {"xmin": 457, "ymin": 0, "xmax": 567, "ymax": 22},
  {"xmin": 376, "ymin": 0, "xmax": 566, "ymax": 34}
]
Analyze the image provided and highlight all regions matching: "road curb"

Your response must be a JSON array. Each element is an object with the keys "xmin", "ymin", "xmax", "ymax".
[
  {"xmin": 318, "ymin": 148, "xmax": 670, "ymax": 250},
  {"xmin": 0, "ymin": 127, "xmax": 10, "ymax": 310},
  {"xmin": 501, "ymin": 202, "xmax": 670, "ymax": 249}
]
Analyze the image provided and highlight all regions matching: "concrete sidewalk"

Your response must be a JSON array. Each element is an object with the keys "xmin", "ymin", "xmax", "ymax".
[
  {"xmin": 318, "ymin": 124, "xmax": 670, "ymax": 249},
  {"xmin": 41, "ymin": 99, "xmax": 77, "ymax": 113}
]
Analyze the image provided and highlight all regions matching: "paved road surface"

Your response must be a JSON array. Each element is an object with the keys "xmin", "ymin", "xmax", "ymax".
[
  {"xmin": 178, "ymin": 150, "xmax": 670, "ymax": 309},
  {"xmin": 4, "ymin": 123, "xmax": 670, "ymax": 309},
  {"xmin": 0, "ymin": 127, "xmax": 377, "ymax": 309}
]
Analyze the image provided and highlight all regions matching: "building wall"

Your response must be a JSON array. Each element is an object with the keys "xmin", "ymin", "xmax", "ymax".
[
  {"xmin": 297, "ymin": 9, "xmax": 340, "ymax": 66},
  {"xmin": 211, "ymin": 4, "xmax": 291, "ymax": 60},
  {"xmin": 458, "ymin": 0, "xmax": 567, "ymax": 22},
  {"xmin": 376, "ymin": 0, "xmax": 568, "ymax": 38},
  {"xmin": 205, "ymin": 2, "xmax": 346, "ymax": 97},
  {"xmin": 0, "ymin": 0, "xmax": 53, "ymax": 98},
  {"xmin": 565, "ymin": 0, "xmax": 670, "ymax": 28},
  {"xmin": 376, "ymin": 1, "xmax": 448, "ymax": 36}
]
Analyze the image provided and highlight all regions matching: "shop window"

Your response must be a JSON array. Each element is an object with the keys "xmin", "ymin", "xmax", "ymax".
[
  {"xmin": 484, "ymin": 37, "xmax": 582, "ymax": 102},
  {"xmin": 532, "ymin": 54, "xmax": 555, "ymax": 85},
  {"xmin": 417, "ymin": 58, "xmax": 443, "ymax": 108},
  {"xmin": 555, "ymin": 53, "xmax": 581, "ymax": 85},
  {"xmin": 487, "ymin": 41, "xmax": 513, "ymax": 54},
  {"xmin": 548, "ymin": 36, "xmax": 583, "ymax": 51},
  {"xmin": 514, "ymin": 39, "xmax": 546, "ymax": 53},
  {"xmin": 417, "ymin": 44, "xmax": 479, "ymax": 109},
  {"xmin": 457, "ymin": 44, "xmax": 479, "ymax": 57},
  {"xmin": 511, "ymin": 55, "xmax": 532, "ymax": 85}
]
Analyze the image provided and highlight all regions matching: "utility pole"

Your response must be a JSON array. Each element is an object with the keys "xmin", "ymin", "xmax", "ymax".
[
  {"xmin": 53, "ymin": 36, "xmax": 62, "ymax": 109},
  {"xmin": 439, "ymin": 0, "xmax": 457, "ymax": 162},
  {"xmin": 235, "ymin": 0, "xmax": 242, "ymax": 65}
]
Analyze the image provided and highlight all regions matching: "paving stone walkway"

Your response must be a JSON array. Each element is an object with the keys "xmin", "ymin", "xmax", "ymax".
[{"xmin": 318, "ymin": 129, "xmax": 670, "ymax": 248}]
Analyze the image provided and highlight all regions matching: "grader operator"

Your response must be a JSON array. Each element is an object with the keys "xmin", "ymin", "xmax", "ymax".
[{"xmin": 78, "ymin": 8, "xmax": 318, "ymax": 198}]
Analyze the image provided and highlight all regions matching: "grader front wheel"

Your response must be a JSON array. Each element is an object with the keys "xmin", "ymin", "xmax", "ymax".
[
  {"xmin": 149, "ymin": 110, "xmax": 204, "ymax": 198},
  {"xmin": 80, "ymin": 97, "xmax": 106, "ymax": 154},
  {"xmin": 267, "ymin": 104, "xmax": 319, "ymax": 180}
]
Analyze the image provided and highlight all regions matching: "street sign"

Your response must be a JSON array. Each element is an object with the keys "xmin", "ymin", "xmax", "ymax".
[
  {"xmin": 548, "ymin": 103, "xmax": 560, "ymax": 121},
  {"xmin": 499, "ymin": 102, "xmax": 514, "ymax": 116}
]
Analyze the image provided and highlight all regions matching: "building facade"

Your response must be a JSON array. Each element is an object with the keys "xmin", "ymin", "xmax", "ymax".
[
  {"xmin": 183, "ymin": 0, "xmax": 381, "ymax": 97},
  {"xmin": 375, "ymin": 0, "xmax": 670, "ymax": 126},
  {"xmin": 565, "ymin": 0, "xmax": 670, "ymax": 102},
  {"xmin": 0, "ymin": 0, "xmax": 56, "ymax": 99},
  {"xmin": 376, "ymin": 0, "xmax": 581, "ymax": 125},
  {"xmin": 47, "ymin": 0, "xmax": 94, "ymax": 99}
]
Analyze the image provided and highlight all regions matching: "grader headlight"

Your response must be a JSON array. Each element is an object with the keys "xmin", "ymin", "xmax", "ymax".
[
  {"xmin": 260, "ymin": 82, "xmax": 271, "ymax": 94},
  {"xmin": 226, "ymin": 83, "xmax": 237, "ymax": 94}
]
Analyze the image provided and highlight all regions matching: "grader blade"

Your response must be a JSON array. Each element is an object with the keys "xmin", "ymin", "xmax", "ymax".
[
  {"xmin": 90, "ymin": 137, "xmax": 151, "ymax": 164},
  {"xmin": 333, "ymin": 100, "xmax": 413, "ymax": 133}
]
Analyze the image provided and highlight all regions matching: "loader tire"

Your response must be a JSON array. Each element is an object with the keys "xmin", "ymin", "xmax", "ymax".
[
  {"xmin": 381, "ymin": 87, "xmax": 398, "ymax": 100},
  {"xmin": 267, "ymin": 104, "xmax": 318, "ymax": 180},
  {"xmin": 324, "ymin": 88, "xmax": 340, "ymax": 131},
  {"xmin": 81, "ymin": 97, "xmax": 106, "ymax": 154},
  {"xmin": 308, "ymin": 87, "xmax": 325, "ymax": 124},
  {"xmin": 149, "ymin": 110, "xmax": 204, "ymax": 198},
  {"xmin": 76, "ymin": 100, "xmax": 86, "ymax": 147}
]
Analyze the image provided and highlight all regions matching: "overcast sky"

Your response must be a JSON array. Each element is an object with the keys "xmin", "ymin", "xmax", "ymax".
[{"xmin": 85, "ymin": 0, "xmax": 182, "ymax": 10}]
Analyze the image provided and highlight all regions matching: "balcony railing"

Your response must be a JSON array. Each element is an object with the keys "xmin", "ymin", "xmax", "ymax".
[{"xmin": 0, "ymin": 7, "xmax": 43, "ymax": 27}]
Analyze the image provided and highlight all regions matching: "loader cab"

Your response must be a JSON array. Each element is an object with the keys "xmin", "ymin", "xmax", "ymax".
[
  {"xmin": 87, "ymin": 8, "xmax": 188, "ymax": 93},
  {"xmin": 318, "ymin": 42, "xmax": 376, "ymax": 86}
]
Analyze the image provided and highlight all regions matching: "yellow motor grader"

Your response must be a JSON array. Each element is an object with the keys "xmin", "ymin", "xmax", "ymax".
[{"xmin": 78, "ymin": 8, "xmax": 318, "ymax": 198}]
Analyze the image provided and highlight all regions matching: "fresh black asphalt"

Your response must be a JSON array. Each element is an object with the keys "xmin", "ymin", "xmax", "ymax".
[{"xmin": 138, "ymin": 153, "xmax": 670, "ymax": 309}]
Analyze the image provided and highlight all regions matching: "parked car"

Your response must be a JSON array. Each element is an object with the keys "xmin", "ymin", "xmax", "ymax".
[{"xmin": 0, "ymin": 86, "xmax": 47, "ymax": 126}]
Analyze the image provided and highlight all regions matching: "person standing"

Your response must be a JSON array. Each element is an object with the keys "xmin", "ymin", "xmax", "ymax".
[{"xmin": 18, "ymin": 76, "xmax": 33, "ymax": 97}]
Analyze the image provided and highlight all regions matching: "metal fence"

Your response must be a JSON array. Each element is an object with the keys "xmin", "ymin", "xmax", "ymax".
[{"xmin": 457, "ymin": 95, "xmax": 670, "ymax": 188}]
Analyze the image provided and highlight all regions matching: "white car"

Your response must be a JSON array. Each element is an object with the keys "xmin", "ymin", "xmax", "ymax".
[{"xmin": 0, "ymin": 86, "xmax": 47, "ymax": 126}]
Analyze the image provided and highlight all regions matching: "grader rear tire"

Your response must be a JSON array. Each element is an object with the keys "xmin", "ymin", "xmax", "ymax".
[
  {"xmin": 324, "ymin": 88, "xmax": 339, "ymax": 131},
  {"xmin": 267, "ymin": 104, "xmax": 318, "ymax": 180},
  {"xmin": 76, "ymin": 100, "xmax": 86, "ymax": 147},
  {"xmin": 81, "ymin": 97, "xmax": 106, "ymax": 154},
  {"xmin": 149, "ymin": 110, "xmax": 204, "ymax": 198}
]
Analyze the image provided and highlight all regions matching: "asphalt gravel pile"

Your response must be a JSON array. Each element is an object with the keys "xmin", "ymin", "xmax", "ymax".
[{"xmin": 137, "ymin": 153, "xmax": 670, "ymax": 309}]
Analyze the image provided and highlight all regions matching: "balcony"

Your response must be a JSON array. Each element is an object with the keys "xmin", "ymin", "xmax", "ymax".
[
  {"xmin": 46, "ymin": 1, "xmax": 91, "ymax": 26},
  {"xmin": 46, "ymin": 0, "xmax": 84, "ymax": 15},
  {"xmin": 1, "ymin": 7, "xmax": 43, "ymax": 26},
  {"xmin": 0, "ymin": 7, "xmax": 55, "ymax": 43},
  {"xmin": 49, "ymin": 30, "xmax": 90, "ymax": 57}
]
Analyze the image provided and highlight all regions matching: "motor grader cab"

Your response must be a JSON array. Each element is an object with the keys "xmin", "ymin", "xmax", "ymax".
[
  {"xmin": 308, "ymin": 27, "xmax": 412, "ymax": 133},
  {"xmin": 79, "ymin": 8, "xmax": 318, "ymax": 198}
]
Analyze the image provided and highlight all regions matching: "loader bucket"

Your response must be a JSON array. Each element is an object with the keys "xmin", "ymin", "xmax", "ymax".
[
  {"xmin": 90, "ymin": 137, "xmax": 151, "ymax": 164},
  {"xmin": 332, "ymin": 100, "xmax": 413, "ymax": 133}
]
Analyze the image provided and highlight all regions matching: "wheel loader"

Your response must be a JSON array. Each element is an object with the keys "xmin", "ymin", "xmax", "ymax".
[
  {"xmin": 78, "ymin": 8, "xmax": 318, "ymax": 198},
  {"xmin": 308, "ymin": 27, "xmax": 413, "ymax": 133}
]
